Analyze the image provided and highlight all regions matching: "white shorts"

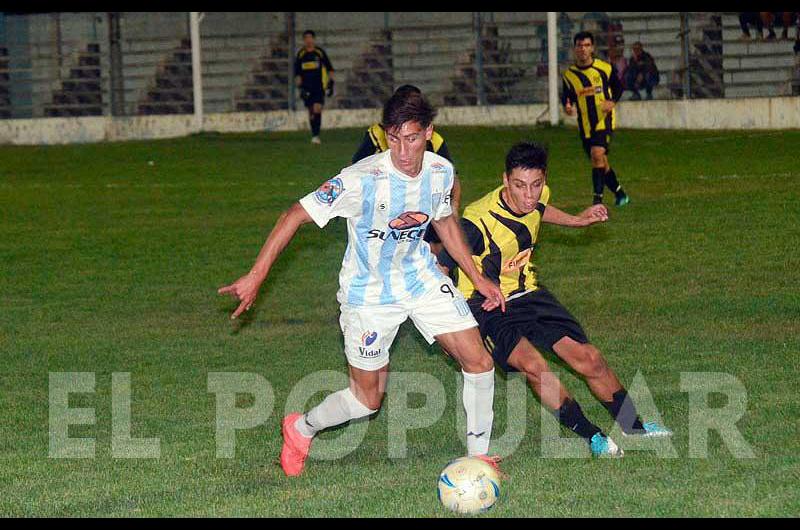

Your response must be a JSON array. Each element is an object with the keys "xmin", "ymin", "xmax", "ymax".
[{"xmin": 339, "ymin": 277, "xmax": 479, "ymax": 372}]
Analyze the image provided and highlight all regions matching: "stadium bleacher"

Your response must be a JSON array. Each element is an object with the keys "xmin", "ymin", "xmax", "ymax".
[{"xmin": 0, "ymin": 12, "xmax": 798, "ymax": 118}]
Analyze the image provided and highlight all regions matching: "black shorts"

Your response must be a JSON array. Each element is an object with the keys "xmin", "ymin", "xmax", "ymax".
[
  {"xmin": 581, "ymin": 130, "xmax": 613, "ymax": 158},
  {"xmin": 302, "ymin": 87, "xmax": 325, "ymax": 108},
  {"xmin": 423, "ymin": 225, "xmax": 440, "ymax": 244},
  {"xmin": 469, "ymin": 287, "xmax": 589, "ymax": 373}
]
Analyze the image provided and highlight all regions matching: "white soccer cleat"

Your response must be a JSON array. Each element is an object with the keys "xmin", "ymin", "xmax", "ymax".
[{"xmin": 311, "ymin": 136, "xmax": 321, "ymax": 145}]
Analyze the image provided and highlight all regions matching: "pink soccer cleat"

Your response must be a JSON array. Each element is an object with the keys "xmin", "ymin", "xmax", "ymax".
[
  {"xmin": 280, "ymin": 413, "xmax": 313, "ymax": 477},
  {"xmin": 474, "ymin": 454, "xmax": 507, "ymax": 478}
]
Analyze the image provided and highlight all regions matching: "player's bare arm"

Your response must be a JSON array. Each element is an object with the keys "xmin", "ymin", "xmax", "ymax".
[
  {"xmin": 542, "ymin": 203, "xmax": 609, "ymax": 227},
  {"xmin": 218, "ymin": 201, "xmax": 313, "ymax": 319},
  {"xmin": 432, "ymin": 214, "xmax": 506, "ymax": 313}
]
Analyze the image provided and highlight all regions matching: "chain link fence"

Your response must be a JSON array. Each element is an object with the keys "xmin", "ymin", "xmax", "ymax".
[{"xmin": 1, "ymin": 12, "xmax": 798, "ymax": 120}]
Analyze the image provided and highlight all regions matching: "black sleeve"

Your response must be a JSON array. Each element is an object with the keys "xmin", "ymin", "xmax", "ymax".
[
  {"xmin": 293, "ymin": 53, "xmax": 302, "ymax": 78},
  {"xmin": 561, "ymin": 78, "xmax": 576, "ymax": 107},
  {"xmin": 352, "ymin": 131, "xmax": 376, "ymax": 164},
  {"xmin": 609, "ymin": 65, "xmax": 624, "ymax": 102},
  {"xmin": 436, "ymin": 139, "xmax": 453, "ymax": 164},
  {"xmin": 321, "ymin": 48, "xmax": 334, "ymax": 72},
  {"xmin": 436, "ymin": 218, "xmax": 485, "ymax": 271}
]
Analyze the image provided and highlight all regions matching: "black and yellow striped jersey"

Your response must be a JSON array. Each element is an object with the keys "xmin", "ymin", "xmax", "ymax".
[
  {"xmin": 561, "ymin": 58, "xmax": 623, "ymax": 139},
  {"xmin": 351, "ymin": 123, "xmax": 452, "ymax": 165},
  {"xmin": 439, "ymin": 184, "xmax": 551, "ymax": 301},
  {"xmin": 294, "ymin": 47, "xmax": 334, "ymax": 91}
]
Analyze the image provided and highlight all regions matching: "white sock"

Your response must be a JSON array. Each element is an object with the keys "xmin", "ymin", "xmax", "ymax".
[
  {"xmin": 294, "ymin": 388, "xmax": 377, "ymax": 438},
  {"xmin": 463, "ymin": 368, "xmax": 495, "ymax": 456}
]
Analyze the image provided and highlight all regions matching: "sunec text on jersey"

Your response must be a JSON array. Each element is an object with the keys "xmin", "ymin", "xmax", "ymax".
[{"xmin": 299, "ymin": 150, "xmax": 454, "ymax": 307}]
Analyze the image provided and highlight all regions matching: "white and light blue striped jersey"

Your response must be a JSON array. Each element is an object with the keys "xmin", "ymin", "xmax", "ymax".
[{"xmin": 299, "ymin": 150, "xmax": 455, "ymax": 306}]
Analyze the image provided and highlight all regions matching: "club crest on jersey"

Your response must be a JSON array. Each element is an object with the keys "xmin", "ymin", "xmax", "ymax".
[{"xmin": 314, "ymin": 177, "xmax": 344, "ymax": 206}]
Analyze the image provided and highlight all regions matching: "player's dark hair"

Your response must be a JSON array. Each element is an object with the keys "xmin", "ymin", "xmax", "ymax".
[
  {"xmin": 382, "ymin": 91, "xmax": 437, "ymax": 131},
  {"xmin": 505, "ymin": 142, "xmax": 548, "ymax": 175},
  {"xmin": 393, "ymin": 84, "xmax": 422, "ymax": 97},
  {"xmin": 303, "ymin": 30, "xmax": 315, "ymax": 38},
  {"xmin": 574, "ymin": 31, "xmax": 594, "ymax": 45}
]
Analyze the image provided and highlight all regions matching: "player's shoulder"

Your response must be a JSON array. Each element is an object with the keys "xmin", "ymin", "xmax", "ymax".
[
  {"xmin": 592, "ymin": 58, "xmax": 613, "ymax": 72},
  {"xmin": 315, "ymin": 46, "xmax": 328, "ymax": 56},
  {"xmin": 425, "ymin": 150, "xmax": 454, "ymax": 174},
  {"xmin": 339, "ymin": 151, "xmax": 391, "ymax": 184},
  {"xmin": 540, "ymin": 184, "xmax": 552, "ymax": 205},
  {"xmin": 463, "ymin": 185, "xmax": 502, "ymax": 221}
]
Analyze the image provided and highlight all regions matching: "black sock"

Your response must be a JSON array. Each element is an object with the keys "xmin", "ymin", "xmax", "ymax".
[
  {"xmin": 591, "ymin": 167, "xmax": 605, "ymax": 197},
  {"xmin": 554, "ymin": 398, "xmax": 602, "ymax": 442},
  {"xmin": 604, "ymin": 168, "xmax": 624, "ymax": 196},
  {"xmin": 602, "ymin": 389, "xmax": 645, "ymax": 434},
  {"xmin": 310, "ymin": 113, "xmax": 321, "ymax": 136}
]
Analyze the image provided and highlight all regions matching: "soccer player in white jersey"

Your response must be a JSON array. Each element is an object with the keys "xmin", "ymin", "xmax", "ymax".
[{"xmin": 218, "ymin": 91, "xmax": 506, "ymax": 477}]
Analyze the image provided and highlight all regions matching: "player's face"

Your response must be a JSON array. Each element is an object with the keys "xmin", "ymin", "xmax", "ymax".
[
  {"xmin": 574, "ymin": 38, "xmax": 594, "ymax": 64},
  {"xmin": 502, "ymin": 167, "xmax": 546, "ymax": 215},
  {"xmin": 385, "ymin": 121, "xmax": 433, "ymax": 177},
  {"xmin": 303, "ymin": 34, "xmax": 315, "ymax": 49}
]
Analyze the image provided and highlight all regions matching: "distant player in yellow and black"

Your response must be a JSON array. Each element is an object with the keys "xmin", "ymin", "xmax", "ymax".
[
  {"xmin": 351, "ymin": 84, "xmax": 459, "ymax": 254},
  {"xmin": 295, "ymin": 30, "xmax": 335, "ymax": 144},
  {"xmin": 562, "ymin": 31, "xmax": 630, "ymax": 207},
  {"xmin": 437, "ymin": 142, "xmax": 672, "ymax": 456}
]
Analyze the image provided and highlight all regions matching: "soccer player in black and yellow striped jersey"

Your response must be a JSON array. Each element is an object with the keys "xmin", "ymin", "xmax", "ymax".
[
  {"xmin": 562, "ymin": 31, "xmax": 630, "ymax": 207},
  {"xmin": 438, "ymin": 142, "xmax": 672, "ymax": 456},
  {"xmin": 295, "ymin": 30, "xmax": 335, "ymax": 144}
]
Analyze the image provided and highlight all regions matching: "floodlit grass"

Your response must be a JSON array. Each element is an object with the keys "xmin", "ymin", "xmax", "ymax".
[{"xmin": 1, "ymin": 126, "xmax": 798, "ymax": 516}]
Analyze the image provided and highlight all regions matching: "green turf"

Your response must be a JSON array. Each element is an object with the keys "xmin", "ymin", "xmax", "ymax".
[{"xmin": 1, "ymin": 126, "xmax": 798, "ymax": 517}]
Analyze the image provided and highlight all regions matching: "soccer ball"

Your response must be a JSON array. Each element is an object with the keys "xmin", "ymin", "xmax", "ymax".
[{"xmin": 437, "ymin": 457, "xmax": 501, "ymax": 514}]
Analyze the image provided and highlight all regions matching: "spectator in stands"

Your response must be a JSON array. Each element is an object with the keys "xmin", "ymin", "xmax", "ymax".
[
  {"xmin": 625, "ymin": 42, "xmax": 659, "ymax": 100},
  {"xmin": 739, "ymin": 12, "xmax": 764, "ymax": 40},
  {"xmin": 609, "ymin": 37, "xmax": 628, "ymax": 90},
  {"xmin": 761, "ymin": 12, "xmax": 797, "ymax": 41}
]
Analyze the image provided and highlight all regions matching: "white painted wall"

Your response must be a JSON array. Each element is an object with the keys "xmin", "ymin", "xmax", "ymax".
[{"xmin": 1, "ymin": 96, "xmax": 798, "ymax": 146}]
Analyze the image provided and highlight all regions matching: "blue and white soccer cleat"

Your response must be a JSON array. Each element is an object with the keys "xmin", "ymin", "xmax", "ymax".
[
  {"xmin": 622, "ymin": 421, "xmax": 673, "ymax": 438},
  {"xmin": 590, "ymin": 433, "xmax": 624, "ymax": 458}
]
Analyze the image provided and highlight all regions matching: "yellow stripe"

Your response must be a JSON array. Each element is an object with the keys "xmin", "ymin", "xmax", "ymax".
[
  {"xmin": 563, "ymin": 70, "xmax": 592, "ymax": 138},
  {"xmin": 431, "ymin": 131, "xmax": 444, "ymax": 152},
  {"xmin": 368, "ymin": 123, "xmax": 388, "ymax": 152}
]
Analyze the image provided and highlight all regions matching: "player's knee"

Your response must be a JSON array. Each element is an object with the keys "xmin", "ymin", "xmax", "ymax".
[
  {"xmin": 510, "ymin": 356, "xmax": 547, "ymax": 381},
  {"xmin": 579, "ymin": 345, "xmax": 608, "ymax": 379},
  {"xmin": 358, "ymin": 391, "xmax": 384, "ymax": 412},
  {"xmin": 462, "ymin": 351, "xmax": 494, "ymax": 374}
]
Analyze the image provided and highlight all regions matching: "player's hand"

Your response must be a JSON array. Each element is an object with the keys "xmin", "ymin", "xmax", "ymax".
[
  {"xmin": 326, "ymin": 79, "xmax": 335, "ymax": 97},
  {"xmin": 564, "ymin": 98, "xmax": 576, "ymax": 116},
  {"xmin": 218, "ymin": 272, "xmax": 263, "ymax": 320},
  {"xmin": 475, "ymin": 277, "xmax": 506, "ymax": 313},
  {"xmin": 580, "ymin": 204, "xmax": 609, "ymax": 225},
  {"xmin": 600, "ymin": 100, "xmax": 616, "ymax": 113}
]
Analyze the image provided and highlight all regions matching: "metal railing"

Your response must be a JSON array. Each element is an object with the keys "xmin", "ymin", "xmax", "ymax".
[{"xmin": 0, "ymin": 11, "xmax": 797, "ymax": 120}]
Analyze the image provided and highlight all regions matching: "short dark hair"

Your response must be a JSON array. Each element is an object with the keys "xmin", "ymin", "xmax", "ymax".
[
  {"xmin": 574, "ymin": 31, "xmax": 594, "ymax": 45},
  {"xmin": 393, "ymin": 84, "xmax": 422, "ymax": 97},
  {"xmin": 303, "ymin": 30, "xmax": 315, "ymax": 38},
  {"xmin": 381, "ymin": 91, "xmax": 437, "ymax": 131},
  {"xmin": 505, "ymin": 142, "xmax": 548, "ymax": 175}
]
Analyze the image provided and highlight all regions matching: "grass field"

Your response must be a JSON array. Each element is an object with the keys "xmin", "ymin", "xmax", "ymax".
[{"xmin": 1, "ymin": 125, "xmax": 799, "ymax": 517}]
